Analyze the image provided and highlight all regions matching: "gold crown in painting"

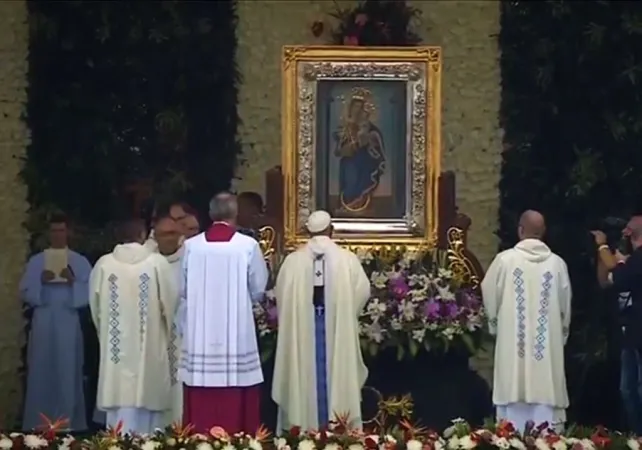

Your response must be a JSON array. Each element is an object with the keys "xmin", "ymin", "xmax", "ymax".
[{"xmin": 351, "ymin": 87, "xmax": 372, "ymax": 102}]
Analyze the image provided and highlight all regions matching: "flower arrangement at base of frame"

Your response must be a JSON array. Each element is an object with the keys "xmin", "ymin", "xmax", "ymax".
[
  {"xmin": 254, "ymin": 247, "xmax": 486, "ymax": 361},
  {"xmin": 12, "ymin": 415, "xmax": 636, "ymax": 450}
]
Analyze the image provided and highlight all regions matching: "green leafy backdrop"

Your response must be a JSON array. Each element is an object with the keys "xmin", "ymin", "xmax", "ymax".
[
  {"xmin": 25, "ymin": 1, "xmax": 241, "ymax": 259},
  {"xmin": 499, "ymin": 1, "xmax": 642, "ymax": 427}
]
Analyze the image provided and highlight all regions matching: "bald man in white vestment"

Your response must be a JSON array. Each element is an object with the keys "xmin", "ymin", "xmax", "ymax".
[
  {"xmin": 482, "ymin": 210, "xmax": 571, "ymax": 431},
  {"xmin": 89, "ymin": 219, "xmax": 179, "ymax": 434},
  {"xmin": 273, "ymin": 210, "xmax": 370, "ymax": 431}
]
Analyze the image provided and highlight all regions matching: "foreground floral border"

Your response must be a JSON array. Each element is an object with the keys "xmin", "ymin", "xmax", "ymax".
[{"xmin": 8, "ymin": 418, "xmax": 640, "ymax": 450}]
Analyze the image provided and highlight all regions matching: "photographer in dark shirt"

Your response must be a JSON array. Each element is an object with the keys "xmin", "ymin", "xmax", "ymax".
[{"xmin": 593, "ymin": 216, "xmax": 642, "ymax": 434}]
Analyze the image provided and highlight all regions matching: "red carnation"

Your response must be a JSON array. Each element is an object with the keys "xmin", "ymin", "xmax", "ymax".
[
  {"xmin": 364, "ymin": 437, "xmax": 378, "ymax": 449},
  {"xmin": 289, "ymin": 426, "xmax": 301, "ymax": 437}
]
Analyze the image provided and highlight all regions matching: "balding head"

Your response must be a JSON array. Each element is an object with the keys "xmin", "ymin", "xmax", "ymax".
[
  {"xmin": 625, "ymin": 216, "xmax": 642, "ymax": 249},
  {"xmin": 209, "ymin": 192, "xmax": 238, "ymax": 225},
  {"xmin": 518, "ymin": 210, "xmax": 546, "ymax": 241}
]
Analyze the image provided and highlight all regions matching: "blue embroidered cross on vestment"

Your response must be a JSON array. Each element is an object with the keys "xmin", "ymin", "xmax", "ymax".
[
  {"xmin": 513, "ymin": 268, "xmax": 526, "ymax": 358},
  {"xmin": 534, "ymin": 271, "xmax": 553, "ymax": 361},
  {"xmin": 138, "ymin": 273, "xmax": 150, "ymax": 343},
  {"xmin": 107, "ymin": 274, "xmax": 121, "ymax": 364}
]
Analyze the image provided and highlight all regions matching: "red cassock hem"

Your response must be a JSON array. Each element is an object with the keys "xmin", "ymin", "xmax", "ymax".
[{"xmin": 183, "ymin": 384, "xmax": 261, "ymax": 434}]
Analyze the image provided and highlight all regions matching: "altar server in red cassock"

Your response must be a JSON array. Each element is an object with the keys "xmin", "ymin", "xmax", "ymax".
[{"xmin": 179, "ymin": 192, "xmax": 269, "ymax": 433}]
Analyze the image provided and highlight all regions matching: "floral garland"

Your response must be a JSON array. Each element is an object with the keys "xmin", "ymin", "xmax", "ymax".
[
  {"xmin": 311, "ymin": 0, "xmax": 421, "ymax": 46},
  {"xmin": 254, "ymin": 248, "xmax": 486, "ymax": 361},
  {"xmin": 6, "ymin": 418, "xmax": 638, "ymax": 450}
]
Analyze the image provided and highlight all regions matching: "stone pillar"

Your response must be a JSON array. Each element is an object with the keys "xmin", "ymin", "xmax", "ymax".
[{"xmin": 0, "ymin": 0, "xmax": 30, "ymax": 427}]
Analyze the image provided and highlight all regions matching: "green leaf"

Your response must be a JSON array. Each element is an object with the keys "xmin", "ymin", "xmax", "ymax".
[
  {"xmin": 460, "ymin": 333, "xmax": 476, "ymax": 355},
  {"xmin": 396, "ymin": 344, "xmax": 405, "ymax": 360},
  {"xmin": 408, "ymin": 339, "xmax": 419, "ymax": 357},
  {"xmin": 260, "ymin": 345, "xmax": 274, "ymax": 363}
]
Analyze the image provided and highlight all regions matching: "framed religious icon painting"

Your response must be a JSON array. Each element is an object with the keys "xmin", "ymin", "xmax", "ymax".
[{"xmin": 281, "ymin": 46, "xmax": 442, "ymax": 249}]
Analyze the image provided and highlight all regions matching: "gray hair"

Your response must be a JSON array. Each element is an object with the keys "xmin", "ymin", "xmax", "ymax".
[{"xmin": 209, "ymin": 192, "xmax": 238, "ymax": 221}]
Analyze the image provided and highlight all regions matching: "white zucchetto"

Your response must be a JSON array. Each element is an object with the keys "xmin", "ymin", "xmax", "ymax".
[{"xmin": 306, "ymin": 210, "xmax": 332, "ymax": 233}]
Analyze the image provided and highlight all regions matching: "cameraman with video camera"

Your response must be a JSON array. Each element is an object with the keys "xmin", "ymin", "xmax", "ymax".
[{"xmin": 593, "ymin": 216, "xmax": 642, "ymax": 434}]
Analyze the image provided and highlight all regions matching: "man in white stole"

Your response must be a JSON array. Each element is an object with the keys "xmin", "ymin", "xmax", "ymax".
[
  {"xmin": 273, "ymin": 210, "xmax": 370, "ymax": 431},
  {"xmin": 180, "ymin": 192, "xmax": 268, "ymax": 433},
  {"xmin": 153, "ymin": 216, "xmax": 184, "ymax": 425},
  {"xmin": 89, "ymin": 219, "xmax": 178, "ymax": 434},
  {"xmin": 482, "ymin": 210, "xmax": 571, "ymax": 431}
]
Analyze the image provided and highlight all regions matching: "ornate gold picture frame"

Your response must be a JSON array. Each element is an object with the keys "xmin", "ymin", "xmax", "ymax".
[{"xmin": 282, "ymin": 46, "xmax": 442, "ymax": 249}]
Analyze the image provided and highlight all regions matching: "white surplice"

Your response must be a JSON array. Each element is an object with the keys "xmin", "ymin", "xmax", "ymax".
[
  {"xmin": 179, "ymin": 232, "xmax": 268, "ymax": 387},
  {"xmin": 272, "ymin": 236, "xmax": 370, "ymax": 431},
  {"xmin": 157, "ymin": 245, "xmax": 184, "ymax": 425},
  {"xmin": 481, "ymin": 238, "xmax": 571, "ymax": 430},
  {"xmin": 89, "ymin": 242, "xmax": 178, "ymax": 435}
]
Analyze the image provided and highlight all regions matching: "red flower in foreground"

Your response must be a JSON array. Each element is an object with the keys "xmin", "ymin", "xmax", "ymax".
[
  {"xmin": 37, "ymin": 414, "xmax": 69, "ymax": 441},
  {"xmin": 343, "ymin": 35, "xmax": 359, "ymax": 46},
  {"xmin": 289, "ymin": 425, "xmax": 301, "ymax": 437},
  {"xmin": 364, "ymin": 436, "xmax": 378, "ymax": 449}
]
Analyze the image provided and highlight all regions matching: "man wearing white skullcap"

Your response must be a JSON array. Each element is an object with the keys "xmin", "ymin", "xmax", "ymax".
[{"xmin": 272, "ymin": 210, "xmax": 370, "ymax": 431}]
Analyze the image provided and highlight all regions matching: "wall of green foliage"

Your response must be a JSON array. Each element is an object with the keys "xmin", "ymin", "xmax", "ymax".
[
  {"xmin": 26, "ymin": 0, "xmax": 241, "ymax": 260},
  {"xmin": 499, "ymin": 1, "xmax": 642, "ymax": 427}
]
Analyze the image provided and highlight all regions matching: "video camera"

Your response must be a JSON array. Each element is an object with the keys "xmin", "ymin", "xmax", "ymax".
[{"xmin": 595, "ymin": 216, "xmax": 632, "ymax": 255}]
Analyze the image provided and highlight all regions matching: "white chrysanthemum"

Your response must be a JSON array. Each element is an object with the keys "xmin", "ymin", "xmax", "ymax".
[
  {"xmin": 142, "ymin": 440, "xmax": 163, "ymax": 450},
  {"xmin": 534, "ymin": 438, "xmax": 550, "ymax": 450},
  {"xmin": 249, "ymin": 439, "xmax": 262, "ymax": 450},
  {"xmin": 384, "ymin": 435, "xmax": 397, "ymax": 444},
  {"xmin": 581, "ymin": 439, "xmax": 596, "ymax": 450},
  {"xmin": 458, "ymin": 435, "xmax": 477, "ymax": 450},
  {"xmin": 493, "ymin": 437, "xmax": 510, "ymax": 450},
  {"xmin": 406, "ymin": 439, "xmax": 423, "ymax": 450},
  {"xmin": 0, "ymin": 438, "xmax": 12, "ymax": 450},
  {"xmin": 370, "ymin": 272, "xmax": 388, "ymax": 289},
  {"xmin": 24, "ymin": 435, "xmax": 47, "ymax": 449},
  {"xmin": 629, "ymin": 440, "xmax": 641, "ymax": 450},
  {"xmin": 509, "ymin": 438, "xmax": 526, "ymax": 450},
  {"xmin": 447, "ymin": 436, "xmax": 460, "ymax": 449},
  {"xmin": 58, "ymin": 436, "xmax": 76, "ymax": 450},
  {"xmin": 552, "ymin": 440, "xmax": 567, "ymax": 450},
  {"xmin": 412, "ymin": 328, "xmax": 426, "ymax": 342},
  {"xmin": 222, "ymin": 445, "xmax": 236, "ymax": 450},
  {"xmin": 108, "ymin": 446, "xmax": 123, "ymax": 450},
  {"xmin": 166, "ymin": 438, "xmax": 177, "ymax": 446},
  {"xmin": 435, "ymin": 440, "xmax": 445, "ymax": 450},
  {"xmin": 348, "ymin": 444, "xmax": 364, "ymax": 450},
  {"xmin": 298, "ymin": 440, "xmax": 315, "ymax": 450},
  {"xmin": 324, "ymin": 443, "xmax": 341, "ymax": 450},
  {"xmin": 196, "ymin": 443, "xmax": 214, "ymax": 450}
]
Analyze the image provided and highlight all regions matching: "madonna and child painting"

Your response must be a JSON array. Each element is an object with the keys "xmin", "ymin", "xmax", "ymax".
[{"xmin": 315, "ymin": 81, "xmax": 408, "ymax": 220}]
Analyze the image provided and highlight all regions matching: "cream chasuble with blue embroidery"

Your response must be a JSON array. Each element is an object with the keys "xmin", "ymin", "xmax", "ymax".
[
  {"xmin": 89, "ymin": 242, "xmax": 178, "ymax": 434},
  {"xmin": 481, "ymin": 238, "xmax": 571, "ymax": 430}
]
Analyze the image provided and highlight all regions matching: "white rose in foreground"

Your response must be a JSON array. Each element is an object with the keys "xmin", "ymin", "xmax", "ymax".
[
  {"xmin": 629, "ymin": 439, "xmax": 641, "ymax": 450},
  {"xmin": 458, "ymin": 435, "xmax": 477, "ymax": 450},
  {"xmin": 406, "ymin": 439, "xmax": 423, "ymax": 450}
]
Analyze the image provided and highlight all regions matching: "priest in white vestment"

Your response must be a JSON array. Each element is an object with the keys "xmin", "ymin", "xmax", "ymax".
[
  {"xmin": 153, "ymin": 216, "xmax": 184, "ymax": 425},
  {"xmin": 273, "ymin": 210, "xmax": 370, "ymax": 431},
  {"xmin": 481, "ymin": 210, "xmax": 571, "ymax": 431},
  {"xmin": 180, "ymin": 192, "xmax": 268, "ymax": 433},
  {"xmin": 89, "ymin": 219, "xmax": 179, "ymax": 434}
]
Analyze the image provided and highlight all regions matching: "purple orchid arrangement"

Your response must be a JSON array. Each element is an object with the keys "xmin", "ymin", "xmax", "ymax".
[{"xmin": 253, "ymin": 247, "xmax": 486, "ymax": 360}]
